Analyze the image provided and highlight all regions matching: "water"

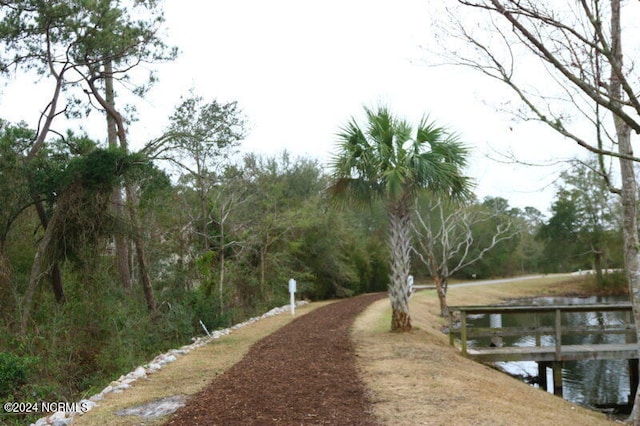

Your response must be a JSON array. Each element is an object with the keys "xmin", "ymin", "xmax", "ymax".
[{"xmin": 465, "ymin": 295, "xmax": 634, "ymax": 413}]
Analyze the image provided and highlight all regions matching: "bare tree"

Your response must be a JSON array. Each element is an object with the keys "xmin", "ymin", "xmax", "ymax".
[
  {"xmin": 413, "ymin": 197, "xmax": 518, "ymax": 316},
  {"xmin": 208, "ymin": 175, "xmax": 252, "ymax": 313},
  {"xmin": 144, "ymin": 94, "xmax": 246, "ymax": 252},
  {"xmin": 440, "ymin": 1, "xmax": 640, "ymax": 421}
]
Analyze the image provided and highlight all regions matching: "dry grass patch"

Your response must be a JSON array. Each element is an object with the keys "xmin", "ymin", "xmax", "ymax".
[
  {"xmin": 74, "ymin": 301, "xmax": 330, "ymax": 426},
  {"xmin": 353, "ymin": 276, "xmax": 614, "ymax": 425}
]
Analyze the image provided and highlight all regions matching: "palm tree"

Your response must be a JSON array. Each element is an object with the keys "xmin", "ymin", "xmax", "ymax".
[{"xmin": 328, "ymin": 106, "xmax": 472, "ymax": 331}]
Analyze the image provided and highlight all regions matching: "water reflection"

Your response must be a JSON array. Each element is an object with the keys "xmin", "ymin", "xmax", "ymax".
[{"xmin": 465, "ymin": 295, "xmax": 633, "ymax": 413}]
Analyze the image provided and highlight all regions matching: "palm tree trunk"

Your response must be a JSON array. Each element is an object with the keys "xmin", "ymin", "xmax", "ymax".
[{"xmin": 388, "ymin": 198, "xmax": 412, "ymax": 331}]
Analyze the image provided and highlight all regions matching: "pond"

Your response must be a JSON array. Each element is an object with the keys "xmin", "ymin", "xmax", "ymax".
[{"xmin": 464, "ymin": 295, "xmax": 635, "ymax": 415}]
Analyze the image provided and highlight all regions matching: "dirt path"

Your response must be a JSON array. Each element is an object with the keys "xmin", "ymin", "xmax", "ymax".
[{"xmin": 165, "ymin": 292, "xmax": 387, "ymax": 425}]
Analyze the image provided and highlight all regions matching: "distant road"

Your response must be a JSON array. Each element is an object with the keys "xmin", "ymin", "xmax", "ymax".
[{"xmin": 413, "ymin": 274, "xmax": 572, "ymax": 290}]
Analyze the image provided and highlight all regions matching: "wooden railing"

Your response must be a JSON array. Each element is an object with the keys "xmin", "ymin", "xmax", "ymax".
[{"xmin": 448, "ymin": 303, "xmax": 637, "ymax": 362}]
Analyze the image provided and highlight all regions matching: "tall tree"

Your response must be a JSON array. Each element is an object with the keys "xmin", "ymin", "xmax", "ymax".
[
  {"xmin": 445, "ymin": 1, "xmax": 640, "ymax": 420},
  {"xmin": 0, "ymin": 1, "xmax": 78, "ymax": 304},
  {"xmin": 537, "ymin": 196, "xmax": 581, "ymax": 272},
  {"xmin": 1, "ymin": 0, "xmax": 176, "ymax": 312},
  {"xmin": 561, "ymin": 161, "xmax": 619, "ymax": 284},
  {"xmin": 328, "ymin": 106, "xmax": 471, "ymax": 331},
  {"xmin": 147, "ymin": 94, "xmax": 246, "ymax": 251},
  {"xmin": 539, "ymin": 159, "xmax": 620, "ymax": 281},
  {"xmin": 20, "ymin": 144, "xmax": 145, "ymax": 333},
  {"xmin": 69, "ymin": 0, "xmax": 176, "ymax": 311}
]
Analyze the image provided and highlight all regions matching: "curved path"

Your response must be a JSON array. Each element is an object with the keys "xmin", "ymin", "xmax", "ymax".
[{"xmin": 165, "ymin": 292, "xmax": 386, "ymax": 425}]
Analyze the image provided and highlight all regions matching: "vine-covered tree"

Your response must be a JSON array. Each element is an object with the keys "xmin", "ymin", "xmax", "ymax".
[
  {"xmin": 328, "ymin": 106, "xmax": 472, "ymax": 331},
  {"xmin": 1, "ymin": 0, "xmax": 177, "ymax": 312},
  {"xmin": 20, "ymin": 142, "xmax": 160, "ymax": 333}
]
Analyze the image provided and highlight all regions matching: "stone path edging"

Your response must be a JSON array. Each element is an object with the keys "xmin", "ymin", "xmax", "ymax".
[{"xmin": 30, "ymin": 301, "xmax": 309, "ymax": 426}]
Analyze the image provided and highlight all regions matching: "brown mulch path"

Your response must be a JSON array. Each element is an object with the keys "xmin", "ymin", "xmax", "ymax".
[{"xmin": 165, "ymin": 292, "xmax": 386, "ymax": 425}]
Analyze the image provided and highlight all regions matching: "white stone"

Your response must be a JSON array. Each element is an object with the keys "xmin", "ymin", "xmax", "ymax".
[
  {"xmin": 78, "ymin": 399, "xmax": 97, "ymax": 412},
  {"xmin": 100, "ymin": 385, "xmax": 114, "ymax": 395},
  {"xmin": 160, "ymin": 354, "xmax": 177, "ymax": 364},
  {"xmin": 131, "ymin": 366, "xmax": 147, "ymax": 378},
  {"xmin": 115, "ymin": 382, "xmax": 131, "ymax": 391},
  {"xmin": 49, "ymin": 411, "xmax": 68, "ymax": 421}
]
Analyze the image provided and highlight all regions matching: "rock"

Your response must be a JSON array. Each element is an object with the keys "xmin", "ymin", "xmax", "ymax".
[
  {"xmin": 78, "ymin": 399, "xmax": 97, "ymax": 413},
  {"xmin": 131, "ymin": 366, "xmax": 147, "ymax": 379},
  {"xmin": 115, "ymin": 382, "xmax": 131, "ymax": 391},
  {"xmin": 48, "ymin": 411, "xmax": 69, "ymax": 421},
  {"xmin": 146, "ymin": 362, "xmax": 161, "ymax": 372},
  {"xmin": 115, "ymin": 395, "xmax": 187, "ymax": 419},
  {"xmin": 159, "ymin": 354, "xmax": 177, "ymax": 365},
  {"xmin": 100, "ymin": 385, "xmax": 114, "ymax": 395}
]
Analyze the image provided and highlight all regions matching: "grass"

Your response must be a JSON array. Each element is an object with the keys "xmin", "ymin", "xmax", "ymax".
[{"xmin": 352, "ymin": 274, "xmax": 615, "ymax": 425}]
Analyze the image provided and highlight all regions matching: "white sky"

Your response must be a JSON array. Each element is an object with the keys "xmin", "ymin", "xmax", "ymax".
[{"xmin": 0, "ymin": 0, "xmax": 591, "ymax": 215}]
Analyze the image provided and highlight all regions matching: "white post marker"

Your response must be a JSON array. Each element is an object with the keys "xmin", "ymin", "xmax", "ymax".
[{"xmin": 288, "ymin": 278, "xmax": 297, "ymax": 315}]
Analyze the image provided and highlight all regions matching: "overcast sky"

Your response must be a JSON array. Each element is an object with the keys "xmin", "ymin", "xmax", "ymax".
[{"xmin": 0, "ymin": 0, "xmax": 589, "ymax": 215}]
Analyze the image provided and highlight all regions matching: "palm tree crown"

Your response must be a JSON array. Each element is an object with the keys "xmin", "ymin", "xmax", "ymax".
[{"xmin": 329, "ymin": 106, "xmax": 471, "ymax": 207}]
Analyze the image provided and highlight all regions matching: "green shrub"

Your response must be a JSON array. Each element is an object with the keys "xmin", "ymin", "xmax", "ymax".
[
  {"xmin": 0, "ymin": 352, "xmax": 36, "ymax": 398},
  {"xmin": 188, "ymin": 288, "xmax": 231, "ymax": 332},
  {"xmin": 599, "ymin": 270, "xmax": 627, "ymax": 293}
]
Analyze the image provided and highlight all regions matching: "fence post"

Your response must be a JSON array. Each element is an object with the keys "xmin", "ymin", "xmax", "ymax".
[
  {"xmin": 288, "ymin": 278, "xmax": 297, "ymax": 315},
  {"xmin": 461, "ymin": 311, "xmax": 468, "ymax": 356},
  {"xmin": 554, "ymin": 309, "xmax": 562, "ymax": 359},
  {"xmin": 449, "ymin": 309, "xmax": 455, "ymax": 346},
  {"xmin": 552, "ymin": 361, "xmax": 563, "ymax": 396}
]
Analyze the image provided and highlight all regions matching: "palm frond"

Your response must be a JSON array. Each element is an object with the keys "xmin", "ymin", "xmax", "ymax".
[{"xmin": 328, "ymin": 105, "xmax": 473, "ymax": 208}]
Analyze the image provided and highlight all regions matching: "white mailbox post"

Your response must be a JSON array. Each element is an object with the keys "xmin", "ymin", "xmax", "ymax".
[{"xmin": 288, "ymin": 278, "xmax": 297, "ymax": 315}]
